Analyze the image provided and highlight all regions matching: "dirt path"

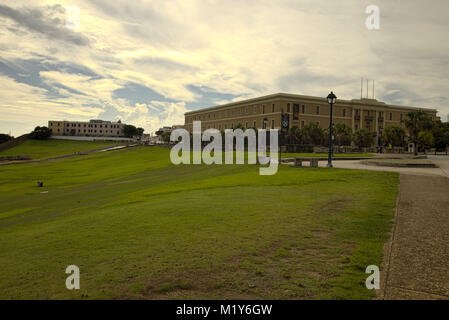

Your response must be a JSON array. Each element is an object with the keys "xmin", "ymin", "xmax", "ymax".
[
  {"xmin": 0, "ymin": 144, "xmax": 137, "ymax": 166},
  {"xmin": 381, "ymin": 174, "xmax": 449, "ymax": 299}
]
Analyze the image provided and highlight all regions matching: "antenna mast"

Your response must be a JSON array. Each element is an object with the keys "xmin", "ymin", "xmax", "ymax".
[
  {"xmin": 366, "ymin": 79, "xmax": 369, "ymax": 99},
  {"xmin": 361, "ymin": 77, "xmax": 363, "ymax": 99}
]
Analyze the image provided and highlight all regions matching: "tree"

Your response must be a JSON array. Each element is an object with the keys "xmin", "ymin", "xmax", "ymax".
[
  {"xmin": 29, "ymin": 126, "xmax": 52, "ymax": 140},
  {"xmin": 0, "ymin": 134, "xmax": 13, "ymax": 144},
  {"xmin": 137, "ymin": 127, "xmax": 145, "ymax": 137},
  {"xmin": 285, "ymin": 126, "xmax": 302, "ymax": 144},
  {"xmin": 334, "ymin": 123, "xmax": 352, "ymax": 146},
  {"xmin": 417, "ymin": 131, "xmax": 434, "ymax": 151},
  {"xmin": 123, "ymin": 125, "xmax": 138, "ymax": 138},
  {"xmin": 353, "ymin": 129, "xmax": 374, "ymax": 148},
  {"xmin": 402, "ymin": 110, "xmax": 433, "ymax": 155},
  {"xmin": 431, "ymin": 121, "xmax": 449, "ymax": 151},
  {"xmin": 382, "ymin": 124, "xmax": 406, "ymax": 147},
  {"xmin": 302, "ymin": 122, "xmax": 325, "ymax": 145},
  {"xmin": 161, "ymin": 131, "xmax": 171, "ymax": 143}
]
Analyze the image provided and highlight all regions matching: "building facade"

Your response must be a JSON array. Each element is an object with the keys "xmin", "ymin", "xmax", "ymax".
[
  {"xmin": 48, "ymin": 119, "xmax": 125, "ymax": 137},
  {"xmin": 184, "ymin": 93, "xmax": 438, "ymax": 145}
]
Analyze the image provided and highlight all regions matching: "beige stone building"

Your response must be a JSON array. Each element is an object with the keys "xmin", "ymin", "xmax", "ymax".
[
  {"xmin": 48, "ymin": 119, "xmax": 125, "ymax": 137},
  {"xmin": 184, "ymin": 93, "xmax": 438, "ymax": 145}
]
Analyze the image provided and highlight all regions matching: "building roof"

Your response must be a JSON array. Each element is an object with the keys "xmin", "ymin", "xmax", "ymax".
[{"xmin": 185, "ymin": 92, "xmax": 438, "ymax": 115}]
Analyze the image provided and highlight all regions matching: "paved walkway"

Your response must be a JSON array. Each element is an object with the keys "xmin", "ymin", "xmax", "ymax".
[
  {"xmin": 381, "ymin": 174, "xmax": 449, "ymax": 299},
  {"xmin": 330, "ymin": 159, "xmax": 448, "ymax": 177},
  {"xmin": 326, "ymin": 156, "xmax": 449, "ymax": 299}
]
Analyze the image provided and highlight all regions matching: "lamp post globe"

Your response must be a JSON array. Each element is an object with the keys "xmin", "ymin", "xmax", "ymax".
[{"xmin": 327, "ymin": 91, "xmax": 337, "ymax": 168}]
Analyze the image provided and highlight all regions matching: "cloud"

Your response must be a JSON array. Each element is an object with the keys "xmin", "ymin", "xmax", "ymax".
[
  {"xmin": 0, "ymin": 4, "xmax": 90, "ymax": 46},
  {"xmin": 0, "ymin": 0, "xmax": 449, "ymax": 136}
]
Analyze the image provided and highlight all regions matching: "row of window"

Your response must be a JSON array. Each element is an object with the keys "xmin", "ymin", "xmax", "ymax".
[
  {"xmin": 50, "ymin": 122, "xmax": 121, "ymax": 129},
  {"xmin": 192, "ymin": 119, "xmax": 328, "ymax": 131},
  {"xmin": 188, "ymin": 104, "xmax": 280, "ymax": 122},
  {"xmin": 187, "ymin": 103, "xmax": 352, "ymax": 123},
  {"xmin": 187, "ymin": 104, "xmax": 417, "ymax": 125},
  {"xmin": 55, "ymin": 128, "xmax": 121, "ymax": 134}
]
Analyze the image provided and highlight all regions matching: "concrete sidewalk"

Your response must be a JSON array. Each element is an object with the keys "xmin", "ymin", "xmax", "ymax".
[
  {"xmin": 329, "ymin": 159, "xmax": 449, "ymax": 177},
  {"xmin": 381, "ymin": 174, "xmax": 449, "ymax": 299}
]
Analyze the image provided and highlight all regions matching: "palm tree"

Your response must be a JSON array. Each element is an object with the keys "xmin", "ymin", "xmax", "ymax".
[
  {"xmin": 402, "ymin": 111, "xmax": 432, "ymax": 155},
  {"xmin": 382, "ymin": 124, "xmax": 406, "ymax": 147},
  {"xmin": 286, "ymin": 125, "xmax": 302, "ymax": 144},
  {"xmin": 353, "ymin": 129, "xmax": 374, "ymax": 149},
  {"xmin": 302, "ymin": 122, "xmax": 325, "ymax": 146},
  {"xmin": 334, "ymin": 123, "xmax": 352, "ymax": 147}
]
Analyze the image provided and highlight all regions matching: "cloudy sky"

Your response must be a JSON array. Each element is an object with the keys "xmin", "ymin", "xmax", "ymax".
[{"xmin": 1, "ymin": 0, "xmax": 448, "ymax": 136}]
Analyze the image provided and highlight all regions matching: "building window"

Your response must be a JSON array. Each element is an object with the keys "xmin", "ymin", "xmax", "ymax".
[
  {"xmin": 262, "ymin": 105, "xmax": 265, "ymax": 114},
  {"xmin": 293, "ymin": 104, "xmax": 299, "ymax": 120},
  {"xmin": 389, "ymin": 112, "xmax": 392, "ymax": 120},
  {"xmin": 301, "ymin": 120, "xmax": 305, "ymax": 128},
  {"xmin": 253, "ymin": 121, "xmax": 256, "ymax": 128},
  {"xmin": 400, "ymin": 113, "xmax": 403, "ymax": 121},
  {"xmin": 271, "ymin": 119, "xmax": 274, "ymax": 129},
  {"xmin": 245, "ymin": 107, "xmax": 248, "ymax": 114},
  {"xmin": 316, "ymin": 106, "xmax": 320, "ymax": 115},
  {"xmin": 272, "ymin": 104, "xmax": 275, "ymax": 113},
  {"xmin": 231, "ymin": 123, "xmax": 234, "ymax": 129},
  {"xmin": 287, "ymin": 104, "xmax": 290, "ymax": 113},
  {"xmin": 301, "ymin": 105, "xmax": 305, "ymax": 113},
  {"xmin": 254, "ymin": 106, "xmax": 257, "ymax": 113},
  {"xmin": 245, "ymin": 122, "xmax": 248, "ymax": 128},
  {"xmin": 343, "ymin": 109, "xmax": 346, "ymax": 117}
]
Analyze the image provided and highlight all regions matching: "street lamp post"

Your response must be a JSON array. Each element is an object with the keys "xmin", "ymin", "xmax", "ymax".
[{"xmin": 327, "ymin": 91, "xmax": 337, "ymax": 168}]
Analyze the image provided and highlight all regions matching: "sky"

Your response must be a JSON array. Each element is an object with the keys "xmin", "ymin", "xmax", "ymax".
[{"xmin": 1, "ymin": 0, "xmax": 448, "ymax": 136}]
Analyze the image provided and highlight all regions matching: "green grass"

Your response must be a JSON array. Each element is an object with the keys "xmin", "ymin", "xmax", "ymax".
[
  {"xmin": 0, "ymin": 146, "xmax": 398, "ymax": 299},
  {"xmin": 0, "ymin": 139, "xmax": 122, "ymax": 160}
]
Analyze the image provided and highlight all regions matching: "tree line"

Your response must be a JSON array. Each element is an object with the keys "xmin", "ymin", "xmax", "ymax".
[
  {"xmin": 282, "ymin": 110, "xmax": 449, "ymax": 154},
  {"xmin": 177, "ymin": 111, "xmax": 448, "ymax": 154}
]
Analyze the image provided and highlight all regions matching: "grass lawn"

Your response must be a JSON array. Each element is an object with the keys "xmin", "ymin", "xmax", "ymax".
[
  {"xmin": 0, "ymin": 146, "xmax": 398, "ymax": 299},
  {"xmin": 0, "ymin": 139, "xmax": 122, "ymax": 160}
]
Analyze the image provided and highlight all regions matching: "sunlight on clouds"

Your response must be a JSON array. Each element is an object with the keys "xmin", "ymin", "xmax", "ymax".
[{"xmin": 0, "ymin": 0, "xmax": 448, "ymax": 135}]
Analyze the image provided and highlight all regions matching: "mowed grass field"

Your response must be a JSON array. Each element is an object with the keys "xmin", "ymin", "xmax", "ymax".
[
  {"xmin": 0, "ymin": 145, "xmax": 398, "ymax": 299},
  {"xmin": 0, "ymin": 139, "xmax": 122, "ymax": 159}
]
